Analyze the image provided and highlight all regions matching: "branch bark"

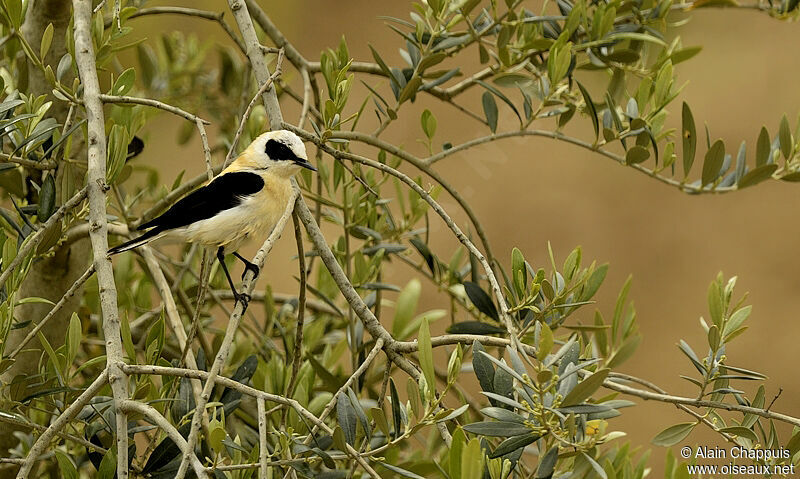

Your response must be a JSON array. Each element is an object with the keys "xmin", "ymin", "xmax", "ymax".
[{"xmin": 72, "ymin": 1, "xmax": 129, "ymax": 477}]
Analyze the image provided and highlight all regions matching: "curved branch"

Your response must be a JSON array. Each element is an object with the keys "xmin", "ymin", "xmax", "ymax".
[
  {"xmin": 117, "ymin": 400, "xmax": 208, "ymax": 479},
  {"xmin": 425, "ymin": 129, "xmax": 734, "ymax": 194},
  {"xmin": 111, "ymin": 6, "xmax": 247, "ymax": 54},
  {"xmin": 99, "ymin": 94, "xmax": 210, "ymax": 124}
]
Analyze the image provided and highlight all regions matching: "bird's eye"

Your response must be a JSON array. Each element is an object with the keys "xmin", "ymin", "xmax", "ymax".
[{"xmin": 265, "ymin": 139, "xmax": 298, "ymax": 162}]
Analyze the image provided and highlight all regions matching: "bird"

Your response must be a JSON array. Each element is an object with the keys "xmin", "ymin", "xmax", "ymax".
[{"xmin": 108, "ymin": 129, "xmax": 316, "ymax": 305}]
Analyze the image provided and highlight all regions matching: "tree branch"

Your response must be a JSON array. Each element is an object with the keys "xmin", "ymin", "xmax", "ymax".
[{"xmin": 72, "ymin": 1, "xmax": 129, "ymax": 476}]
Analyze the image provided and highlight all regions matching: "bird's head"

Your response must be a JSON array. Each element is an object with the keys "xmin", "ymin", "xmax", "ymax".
[{"xmin": 240, "ymin": 130, "xmax": 316, "ymax": 177}]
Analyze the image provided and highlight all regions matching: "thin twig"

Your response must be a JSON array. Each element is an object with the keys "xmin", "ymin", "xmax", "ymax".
[
  {"xmin": 225, "ymin": 48, "xmax": 285, "ymax": 168},
  {"xmin": 110, "ymin": 6, "xmax": 246, "ymax": 54},
  {"xmin": 99, "ymin": 94, "xmax": 210, "ymax": 124},
  {"xmin": 425, "ymin": 129, "xmax": 733, "ymax": 194},
  {"xmin": 298, "ymin": 68, "xmax": 311, "ymax": 129},
  {"xmin": 285, "ymin": 211, "xmax": 306, "ymax": 397},
  {"xmin": 257, "ymin": 397, "xmax": 268, "ymax": 479}
]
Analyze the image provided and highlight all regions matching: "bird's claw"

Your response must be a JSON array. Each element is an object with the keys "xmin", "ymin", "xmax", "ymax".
[
  {"xmin": 235, "ymin": 292, "xmax": 252, "ymax": 306},
  {"xmin": 241, "ymin": 263, "xmax": 259, "ymax": 281}
]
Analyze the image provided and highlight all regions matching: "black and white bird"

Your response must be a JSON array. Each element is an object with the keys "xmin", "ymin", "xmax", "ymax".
[{"xmin": 109, "ymin": 129, "xmax": 316, "ymax": 303}]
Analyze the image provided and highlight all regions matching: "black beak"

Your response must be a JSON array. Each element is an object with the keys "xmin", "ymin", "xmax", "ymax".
[{"xmin": 296, "ymin": 159, "xmax": 317, "ymax": 172}]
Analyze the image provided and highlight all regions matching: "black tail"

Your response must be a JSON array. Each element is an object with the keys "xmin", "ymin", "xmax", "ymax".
[{"xmin": 108, "ymin": 228, "xmax": 163, "ymax": 255}]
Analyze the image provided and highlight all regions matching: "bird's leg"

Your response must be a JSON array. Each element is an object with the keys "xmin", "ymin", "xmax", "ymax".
[
  {"xmin": 217, "ymin": 247, "xmax": 250, "ymax": 306},
  {"xmin": 232, "ymin": 251, "xmax": 260, "ymax": 280}
]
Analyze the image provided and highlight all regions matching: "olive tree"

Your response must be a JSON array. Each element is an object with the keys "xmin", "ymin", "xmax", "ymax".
[{"xmin": 0, "ymin": 0, "xmax": 799, "ymax": 478}]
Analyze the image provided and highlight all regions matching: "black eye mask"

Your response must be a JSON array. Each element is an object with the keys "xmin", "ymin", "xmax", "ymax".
[{"xmin": 264, "ymin": 139, "xmax": 299, "ymax": 162}]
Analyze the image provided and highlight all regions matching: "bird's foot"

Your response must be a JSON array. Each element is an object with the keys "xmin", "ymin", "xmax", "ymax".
[
  {"xmin": 235, "ymin": 291, "xmax": 252, "ymax": 308},
  {"xmin": 241, "ymin": 262, "xmax": 259, "ymax": 281}
]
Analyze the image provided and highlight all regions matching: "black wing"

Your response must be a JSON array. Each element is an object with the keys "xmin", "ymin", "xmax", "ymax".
[{"xmin": 139, "ymin": 171, "xmax": 264, "ymax": 231}]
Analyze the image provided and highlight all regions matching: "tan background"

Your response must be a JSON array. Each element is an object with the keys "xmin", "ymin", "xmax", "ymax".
[{"xmin": 136, "ymin": 0, "xmax": 800, "ymax": 473}]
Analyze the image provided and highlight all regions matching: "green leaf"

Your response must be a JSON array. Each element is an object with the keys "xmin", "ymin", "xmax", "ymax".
[
  {"xmin": 379, "ymin": 463, "xmax": 425, "ymax": 479},
  {"xmin": 779, "ymin": 114, "xmax": 793, "ymax": 160},
  {"xmin": 472, "ymin": 340, "xmax": 495, "ymax": 395},
  {"xmin": 421, "ymin": 109, "xmax": 436, "ymax": 140},
  {"xmin": 347, "ymin": 387, "xmax": 370, "ymax": 442},
  {"xmin": 38, "ymin": 332, "xmax": 64, "ymax": 386},
  {"xmin": 417, "ymin": 52, "xmax": 446, "ymax": 72},
  {"xmin": 670, "ymin": 46, "xmax": 702, "ymax": 65},
  {"xmin": 476, "ymin": 81, "xmax": 521, "ymax": 123},
  {"xmin": 393, "ymin": 279, "xmax": 421, "ymax": 337},
  {"xmin": 625, "ymin": 146, "xmax": 650, "ymax": 165},
  {"xmin": 389, "ymin": 378, "xmax": 403, "ymax": 435},
  {"xmin": 37, "ymin": 174, "xmax": 56, "ymax": 221},
  {"xmin": 482, "ymin": 92, "xmax": 498, "ymax": 133},
  {"xmin": 707, "ymin": 279, "xmax": 723, "ymax": 328},
  {"xmin": 719, "ymin": 426, "xmax": 758, "ymax": 442},
  {"xmin": 737, "ymin": 164, "xmax": 777, "ymax": 189},
  {"xmin": 606, "ymin": 336, "xmax": 641, "ymax": 369},
  {"xmin": 57, "ymin": 53, "xmax": 72, "ymax": 83},
  {"xmin": 462, "ymin": 438, "xmax": 485, "ymax": 479},
  {"xmin": 97, "ymin": 446, "xmax": 116, "ymax": 479},
  {"xmin": 463, "ymin": 421, "xmax": 531, "ymax": 437},
  {"xmin": 450, "ymin": 427, "xmax": 466, "ymax": 478},
  {"xmin": 55, "ymin": 450, "xmax": 78, "ymax": 479},
  {"xmin": 490, "ymin": 433, "xmax": 541, "ymax": 459},
  {"xmin": 701, "ymin": 139, "xmax": 725, "ymax": 186},
  {"xmin": 723, "ymin": 305, "xmax": 752, "ymax": 338},
  {"xmin": 40, "ymin": 23, "xmax": 54, "ymax": 60},
  {"xmin": 398, "ymin": 76, "xmax": 422, "ymax": 104},
  {"xmin": 66, "ymin": 312, "xmax": 81, "ymax": 365},
  {"xmin": 368, "ymin": 44, "xmax": 392, "ymax": 77},
  {"xmin": 561, "ymin": 368, "xmax": 610, "ymax": 406},
  {"xmin": 652, "ymin": 422, "xmax": 695, "ymax": 446},
  {"xmin": 418, "ymin": 319, "xmax": 435, "ymax": 400},
  {"xmin": 436, "ymin": 404, "xmax": 470, "ymax": 424},
  {"xmin": 463, "ymin": 282, "xmax": 499, "ymax": 321},
  {"xmin": 682, "ymin": 102, "xmax": 696, "ymax": 176},
  {"xmin": 337, "ymin": 392, "xmax": 357, "ymax": 446},
  {"xmin": 106, "ymin": 124, "xmax": 129, "ymax": 184},
  {"xmin": 577, "ymin": 81, "xmax": 599, "ymax": 141},
  {"xmin": 113, "ymin": 68, "xmax": 136, "ymax": 96},
  {"xmin": 581, "ymin": 452, "xmax": 608, "ymax": 479},
  {"xmin": 756, "ymin": 126, "xmax": 771, "ymax": 166},
  {"xmin": 537, "ymin": 322, "xmax": 554, "ymax": 361},
  {"xmin": 208, "ymin": 419, "xmax": 226, "ymax": 452},
  {"xmin": 536, "ymin": 446, "xmax": 559, "ymax": 479},
  {"xmin": 5, "ymin": 0, "xmax": 22, "ymax": 28}
]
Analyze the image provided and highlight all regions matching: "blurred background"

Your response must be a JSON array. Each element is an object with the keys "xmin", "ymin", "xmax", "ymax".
[{"xmin": 132, "ymin": 0, "xmax": 800, "ymax": 472}]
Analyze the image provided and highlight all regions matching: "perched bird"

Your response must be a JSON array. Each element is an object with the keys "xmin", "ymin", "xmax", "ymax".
[{"xmin": 109, "ymin": 129, "xmax": 316, "ymax": 303}]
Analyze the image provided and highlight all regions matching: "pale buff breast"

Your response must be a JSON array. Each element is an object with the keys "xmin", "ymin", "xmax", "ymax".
[{"xmin": 176, "ymin": 173, "xmax": 294, "ymax": 252}]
